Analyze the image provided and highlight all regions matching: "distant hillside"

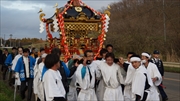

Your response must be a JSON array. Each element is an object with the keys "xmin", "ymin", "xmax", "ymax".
[{"xmin": 105, "ymin": 0, "xmax": 180, "ymax": 62}]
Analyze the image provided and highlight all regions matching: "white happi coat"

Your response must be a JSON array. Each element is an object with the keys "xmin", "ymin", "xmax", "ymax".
[
  {"xmin": 124, "ymin": 64, "xmax": 136, "ymax": 101},
  {"xmin": 132, "ymin": 65, "xmax": 153, "ymax": 101},
  {"xmin": 146, "ymin": 62, "xmax": 162, "ymax": 100},
  {"xmin": 75, "ymin": 62, "xmax": 100, "ymax": 101},
  {"xmin": 98, "ymin": 62, "xmax": 124, "ymax": 101},
  {"xmin": 12, "ymin": 54, "xmax": 22, "ymax": 86},
  {"xmin": 43, "ymin": 69, "xmax": 66, "ymax": 101}
]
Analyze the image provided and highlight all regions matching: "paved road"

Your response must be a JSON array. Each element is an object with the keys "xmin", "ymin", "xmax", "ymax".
[{"xmin": 163, "ymin": 72, "xmax": 180, "ymax": 101}]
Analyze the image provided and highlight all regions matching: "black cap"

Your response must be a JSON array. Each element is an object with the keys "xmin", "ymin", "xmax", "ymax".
[{"xmin": 153, "ymin": 50, "xmax": 160, "ymax": 54}]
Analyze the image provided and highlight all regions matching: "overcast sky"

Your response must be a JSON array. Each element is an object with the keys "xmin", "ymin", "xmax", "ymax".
[{"xmin": 0, "ymin": 0, "xmax": 119, "ymax": 40}]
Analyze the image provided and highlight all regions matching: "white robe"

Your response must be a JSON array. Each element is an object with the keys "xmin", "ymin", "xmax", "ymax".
[
  {"xmin": 94, "ymin": 60, "xmax": 105, "ymax": 101},
  {"xmin": 67, "ymin": 74, "xmax": 78, "ymax": 101},
  {"xmin": 124, "ymin": 64, "xmax": 136, "ymax": 101},
  {"xmin": 145, "ymin": 62, "xmax": 162, "ymax": 101},
  {"xmin": 66, "ymin": 60, "xmax": 78, "ymax": 101},
  {"xmin": 75, "ymin": 62, "xmax": 100, "ymax": 101},
  {"xmin": 43, "ymin": 69, "xmax": 66, "ymax": 101},
  {"xmin": 33, "ymin": 58, "xmax": 41, "ymax": 95},
  {"xmin": 33, "ymin": 62, "xmax": 44, "ymax": 100},
  {"xmin": 12, "ymin": 54, "xmax": 22, "ymax": 86},
  {"xmin": 132, "ymin": 65, "xmax": 153, "ymax": 101},
  {"xmin": 98, "ymin": 62, "xmax": 124, "ymax": 101}
]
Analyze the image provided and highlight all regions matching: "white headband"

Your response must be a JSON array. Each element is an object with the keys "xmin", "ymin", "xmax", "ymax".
[
  {"xmin": 130, "ymin": 57, "xmax": 141, "ymax": 62},
  {"xmin": 142, "ymin": 52, "xmax": 151, "ymax": 59}
]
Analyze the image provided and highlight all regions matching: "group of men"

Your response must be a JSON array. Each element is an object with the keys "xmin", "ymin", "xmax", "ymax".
[
  {"xmin": 0, "ymin": 47, "xmax": 46, "ymax": 101},
  {"xmin": 0, "ymin": 44, "xmax": 168, "ymax": 101}
]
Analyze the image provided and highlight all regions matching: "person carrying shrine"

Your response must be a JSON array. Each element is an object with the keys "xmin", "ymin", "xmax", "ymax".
[
  {"xmin": 43, "ymin": 54, "xmax": 66, "ymax": 101},
  {"xmin": 130, "ymin": 54, "xmax": 153, "ymax": 101},
  {"xmin": 35, "ymin": 48, "xmax": 45, "ymax": 65},
  {"xmin": 14, "ymin": 48, "xmax": 36, "ymax": 101},
  {"xmin": 75, "ymin": 50, "xmax": 100, "ymax": 101},
  {"xmin": 66, "ymin": 55, "xmax": 81, "ymax": 101},
  {"xmin": 105, "ymin": 44, "xmax": 113, "ymax": 53},
  {"xmin": 97, "ymin": 53, "xmax": 124, "ymax": 101},
  {"xmin": 41, "ymin": 47, "xmax": 77, "ymax": 100},
  {"xmin": 94, "ymin": 48, "xmax": 108, "ymax": 101},
  {"xmin": 34, "ymin": 53, "xmax": 47, "ymax": 101},
  {"xmin": 141, "ymin": 52, "xmax": 162, "ymax": 100}
]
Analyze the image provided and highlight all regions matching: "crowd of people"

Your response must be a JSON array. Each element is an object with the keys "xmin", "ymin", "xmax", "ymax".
[{"xmin": 0, "ymin": 44, "xmax": 168, "ymax": 101}]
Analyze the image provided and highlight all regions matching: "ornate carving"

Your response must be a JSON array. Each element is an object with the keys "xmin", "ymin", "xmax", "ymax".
[
  {"xmin": 64, "ymin": 22, "xmax": 98, "ymax": 31},
  {"xmin": 76, "ymin": 12, "xmax": 88, "ymax": 21},
  {"xmin": 39, "ymin": 13, "xmax": 45, "ymax": 21}
]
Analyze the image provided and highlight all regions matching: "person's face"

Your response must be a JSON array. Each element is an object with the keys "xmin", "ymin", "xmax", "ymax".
[
  {"xmin": 86, "ymin": 52, "xmax": 94, "ymax": 61},
  {"xmin": 12, "ymin": 49, "xmax": 16, "ymax": 54},
  {"xmin": 127, "ymin": 54, "xmax": 133, "ymax": 62},
  {"xmin": 102, "ymin": 52, "xmax": 107, "ymax": 59},
  {"xmin": 56, "ymin": 61, "xmax": 60, "ymax": 69},
  {"xmin": 41, "ymin": 51, "xmax": 45, "ymax": 56},
  {"xmin": 153, "ymin": 54, "xmax": 159, "ymax": 58},
  {"xmin": 3, "ymin": 50, "xmax": 7, "ymax": 54},
  {"xmin": 131, "ymin": 61, "xmax": 141, "ymax": 69},
  {"xmin": 33, "ymin": 49, "xmax": 36, "ymax": 53},
  {"xmin": 23, "ymin": 52, "xmax": 29, "ymax": 57},
  {"xmin": 141, "ymin": 55, "xmax": 148, "ymax": 61},
  {"xmin": 35, "ymin": 52, "xmax": 38, "ymax": 55},
  {"xmin": 42, "ymin": 58, "xmax": 45, "ymax": 62},
  {"xmin": 107, "ymin": 47, "xmax": 113, "ymax": 53},
  {"xmin": 106, "ymin": 57, "xmax": 114, "ymax": 66},
  {"xmin": 18, "ymin": 48, "xmax": 23, "ymax": 55}
]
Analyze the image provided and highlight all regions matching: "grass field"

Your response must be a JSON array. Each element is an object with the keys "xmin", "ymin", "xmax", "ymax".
[
  {"xmin": 0, "ymin": 80, "xmax": 22, "ymax": 101},
  {"xmin": 164, "ymin": 66, "xmax": 180, "ymax": 73}
]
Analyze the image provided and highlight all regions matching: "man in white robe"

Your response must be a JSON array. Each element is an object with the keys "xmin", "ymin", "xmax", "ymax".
[
  {"xmin": 98, "ymin": 53, "xmax": 124, "ymax": 101},
  {"xmin": 130, "ymin": 55, "xmax": 153, "ymax": 101},
  {"xmin": 67, "ymin": 55, "xmax": 81, "ymax": 101},
  {"xmin": 94, "ymin": 48, "xmax": 108, "ymax": 101},
  {"xmin": 43, "ymin": 54, "xmax": 66, "ymax": 101},
  {"xmin": 123, "ymin": 64, "xmax": 136, "ymax": 101},
  {"xmin": 119, "ymin": 52, "xmax": 136, "ymax": 101},
  {"xmin": 34, "ymin": 53, "xmax": 47, "ymax": 101},
  {"xmin": 75, "ymin": 50, "xmax": 100, "ymax": 101},
  {"xmin": 141, "ymin": 52, "xmax": 162, "ymax": 101},
  {"xmin": 33, "ymin": 48, "xmax": 45, "ymax": 101}
]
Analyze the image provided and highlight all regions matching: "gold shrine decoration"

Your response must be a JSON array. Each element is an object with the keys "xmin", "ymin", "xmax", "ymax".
[
  {"xmin": 65, "ymin": 22, "xmax": 99, "ymax": 31},
  {"xmin": 38, "ymin": 0, "xmax": 111, "ymax": 62}
]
